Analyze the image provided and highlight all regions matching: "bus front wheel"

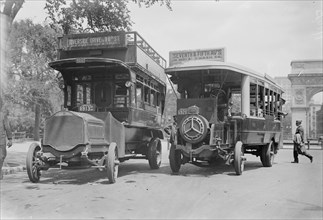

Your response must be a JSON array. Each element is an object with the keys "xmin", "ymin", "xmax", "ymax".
[
  {"xmin": 106, "ymin": 143, "xmax": 119, "ymax": 184},
  {"xmin": 234, "ymin": 141, "xmax": 244, "ymax": 175},
  {"xmin": 169, "ymin": 144, "xmax": 182, "ymax": 173},
  {"xmin": 26, "ymin": 143, "xmax": 42, "ymax": 183}
]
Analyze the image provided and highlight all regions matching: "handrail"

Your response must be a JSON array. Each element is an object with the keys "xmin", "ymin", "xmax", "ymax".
[{"xmin": 126, "ymin": 32, "xmax": 167, "ymax": 68}]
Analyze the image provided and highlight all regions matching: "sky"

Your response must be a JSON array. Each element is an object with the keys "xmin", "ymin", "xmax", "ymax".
[{"xmin": 14, "ymin": 0, "xmax": 323, "ymax": 102}]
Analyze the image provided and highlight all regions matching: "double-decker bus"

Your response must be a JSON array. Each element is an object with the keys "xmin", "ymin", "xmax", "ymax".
[
  {"xmin": 166, "ymin": 48, "xmax": 285, "ymax": 175},
  {"xmin": 26, "ymin": 32, "xmax": 167, "ymax": 183}
]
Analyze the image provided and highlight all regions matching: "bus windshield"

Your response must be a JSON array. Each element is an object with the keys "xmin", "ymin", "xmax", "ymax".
[{"xmin": 64, "ymin": 69, "xmax": 131, "ymax": 112}]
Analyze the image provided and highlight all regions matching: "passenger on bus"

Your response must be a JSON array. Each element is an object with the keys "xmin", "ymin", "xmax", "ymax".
[
  {"xmin": 178, "ymin": 78, "xmax": 201, "ymax": 98},
  {"xmin": 187, "ymin": 83, "xmax": 202, "ymax": 98}
]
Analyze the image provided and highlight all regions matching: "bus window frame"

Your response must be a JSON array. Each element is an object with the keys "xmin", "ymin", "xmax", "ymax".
[{"xmin": 247, "ymin": 78, "xmax": 284, "ymax": 119}]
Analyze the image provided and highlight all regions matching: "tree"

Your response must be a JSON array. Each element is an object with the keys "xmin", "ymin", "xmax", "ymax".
[
  {"xmin": 0, "ymin": 0, "xmax": 24, "ymax": 107},
  {"xmin": 45, "ymin": 0, "xmax": 171, "ymax": 34},
  {"xmin": 164, "ymin": 85, "xmax": 178, "ymax": 126},
  {"xmin": 6, "ymin": 19, "xmax": 62, "ymax": 140}
]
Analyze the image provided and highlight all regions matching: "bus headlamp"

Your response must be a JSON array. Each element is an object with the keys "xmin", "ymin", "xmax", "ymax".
[{"xmin": 125, "ymin": 81, "xmax": 132, "ymax": 87}]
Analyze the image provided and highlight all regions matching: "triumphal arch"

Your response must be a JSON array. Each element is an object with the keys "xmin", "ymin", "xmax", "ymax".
[{"xmin": 288, "ymin": 60, "xmax": 323, "ymax": 140}]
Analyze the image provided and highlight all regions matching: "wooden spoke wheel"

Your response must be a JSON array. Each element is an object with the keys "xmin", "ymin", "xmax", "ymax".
[
  {"xmin": 26, "ymin": 143, "xmax": 42, "ymax": 183},
  {"xmin": 234, "ymin": 141, "xmax": 245, "ymax": 175},
  {"xmin": 106, "ymin": 143, "xmax": 119, "ymax": 184},
  {"xmin": 169, "ymin": 144, "xmax": 182, "ymax": 173},
  {"xmin": 148, "ymin": 137, "xmax": 162, "ymax": 169},
  {"xmin": 261, "ymin": 141, "xmax": 274, "ymax": 167}
]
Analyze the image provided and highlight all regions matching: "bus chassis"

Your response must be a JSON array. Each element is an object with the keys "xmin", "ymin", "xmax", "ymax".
[{"xmin": 169, "ymin": 114, "xmax": 277, "ymax": 175}]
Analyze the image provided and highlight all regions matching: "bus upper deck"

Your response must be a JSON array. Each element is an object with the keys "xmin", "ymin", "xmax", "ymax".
[{"xmin": 49, "ymin": 32, "xmax": 167, "ymax": 128}]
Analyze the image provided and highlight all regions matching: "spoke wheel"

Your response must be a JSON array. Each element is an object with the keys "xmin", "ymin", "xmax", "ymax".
[
  {"xmin": 169, "ymin": 144, "xmax": 182, "ymax": 173},
  {"xmin": 234, "ymin": 141, "xmax": 244, "ymax": 175},
  {"xmin": 26, "ymin": 143, "xmax": 42, "ymax": 183},
  {"xmin": 261, "ymin": 141, "xmax": 274, "ymax": 167},
  {"xmin": 106, "ymin": 143, "xmax": 119, "ymax": 184},
  {"xmin": 148, "ymin": 137, "xmax": 162, "ymax": 169}
]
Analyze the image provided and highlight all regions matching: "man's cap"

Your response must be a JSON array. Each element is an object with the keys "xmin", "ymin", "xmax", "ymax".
[{"xmin": 296, "ymin": 120, "xmax": 302, "ymax": 123}]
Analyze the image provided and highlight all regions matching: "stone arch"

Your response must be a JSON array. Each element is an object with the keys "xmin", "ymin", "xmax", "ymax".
[
  {"xmin": 306, "ymin": 87, "xmax": 323, "ymax": 105},
  {"xmin": 288, "ymin": 60, "xmax": 323, "ymax": 140}
]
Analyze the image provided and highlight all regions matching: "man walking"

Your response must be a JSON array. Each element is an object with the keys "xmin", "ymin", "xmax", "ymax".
[
  {"xmin": 0, "ymin": 99, "xmax": 13, "ymax": 179},
  {"xmin": 292, "ymin": 120, "xmax": 313, "ymax": 163}
]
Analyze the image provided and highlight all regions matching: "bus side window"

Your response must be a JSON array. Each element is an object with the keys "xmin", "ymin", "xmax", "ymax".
[
  {"xmin": 161, "ymin": 93, "xmax": 165, "ymax": 114},
  {"xmin": 156, "ymin": 92, "xmax": 161, "ymax": 113},
  {"xmin": 66, "ymin": 85, "xmax": 71, "ymax": 107},
  {"xmin": 144, "ymin": 86, "xmax": 150, "ymax": 104},
  {"xmin": 264, "ymin": 88, "xmax": 270, "ymax": 116},
  {"xmin": 77, "ymin": 84, "xmax": 84, "ymax": 105},
  {"xmin": 85, "ymin": 83, "xmax": 91, "ymax": 104},
  {"xmin": 95, "ymin": 82, "xmax": 112, "ymax": 110},
  {"xmin": 231, "ymin": 92, "xmax": 241, "ymax": 116},
  {"xmin": 250, "ymin": 83, "xmax": 257, "ymax": 116},
  {"xmin": 136, "ymin": 83, "xmax": 143, "ymax": 108},
  {"xmin": 258, "ymin": 85, "xmax": 264, "ymax": 117},
  {"xmin": 115, "ymin": 83, "xmax": 128, "ymax": 107},
  {"xmin": 151, "ymin": 90, "xmax": 156, "ymax": 106},
  {"xmin": 269, "ymin": 90, "xmax": 274, "ymax": 116}
]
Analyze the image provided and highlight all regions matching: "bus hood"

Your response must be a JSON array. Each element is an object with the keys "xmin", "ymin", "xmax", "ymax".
[{"xmin": 43, "ymin": 111, "xmax": 106, "ymax": 151}]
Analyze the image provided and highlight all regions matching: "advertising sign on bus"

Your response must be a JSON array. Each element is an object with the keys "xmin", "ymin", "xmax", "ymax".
[{"xmin": 169, "ymin": 48, "xmax": 225, "ymax": 66}]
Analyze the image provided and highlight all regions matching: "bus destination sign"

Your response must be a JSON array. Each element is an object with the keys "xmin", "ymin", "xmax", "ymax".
[
  {"xmin": 59, "ymin": 32, "xmax": 127, "ymax": 50},
  {"xmin": 169, "ymin": 48, "xmax": 225, "ymax": 66}
]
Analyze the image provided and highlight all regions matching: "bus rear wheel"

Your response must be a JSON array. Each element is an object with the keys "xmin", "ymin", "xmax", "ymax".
[
  {"xmin": 261, "ymin": 141, "xmax": 274, "ymax": 167},
  {"xmin": 234, "ymin": 141, "xmax": 244, "ymax": 175},
  {"xmin": 26, "ymin": 143, "xmax": 42, "ymax": 183},
  {"xmin": 169, "ymin": 144, "xmax": 182, "ymax": 173},
  {"xmin": 148, "ymin": 137, "xmax": 162, "ymax": 169},
  {"xmin": 106, "ymin": 143, "xmax": 119, "ymax": 184}
]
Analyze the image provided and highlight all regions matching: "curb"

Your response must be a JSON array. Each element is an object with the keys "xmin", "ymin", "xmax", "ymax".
[{"xmin": 2, "ymin": 165, "xmax": 26, "ymax": 175}]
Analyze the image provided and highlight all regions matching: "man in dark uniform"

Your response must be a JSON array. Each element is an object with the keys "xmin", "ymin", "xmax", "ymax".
[
  {"xmin": 0, "ymin": 98, "xmax": 13, "ymax": 179},
  {"xmin": 292, "ymin": 120, "xmax": 313, "ymax": 163}
]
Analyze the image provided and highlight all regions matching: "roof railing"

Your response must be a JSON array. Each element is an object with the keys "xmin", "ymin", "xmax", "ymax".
[{"xmin": 126, "ymin": 32, "xmax": 167, "ymax": 68}]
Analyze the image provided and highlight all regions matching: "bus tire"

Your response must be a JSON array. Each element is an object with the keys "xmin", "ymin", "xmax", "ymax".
[
  {"xmin": 106, "ymin": 143, "xmax": 119, "ymax": 184},
  {"xmin": 169, "ymin": 144, "xmax": 181, "ymax": 173},
  {"xmin": 148, "ymin": 137, "xmax": 162, "ymax": 169},
  {"xmin": 234, "ymin": 141, "xmax": 244, "ymax": 175},
  {"xmin": 26, "ymin": 143, "xmax": 42, "ymax": 183},
  {"xmin": 262, "ymin": 141, "xmax": 274, "ymax": 167}
]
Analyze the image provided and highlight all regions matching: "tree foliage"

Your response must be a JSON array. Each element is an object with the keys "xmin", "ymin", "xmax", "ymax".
[
  {"xmin": 45, "ymin": 0, "xmax": 171, "ymax": 34},
  {"xmin": 5, "ymin": 19, "xmax": 63, "ymax": 137},
  {"xmin": 164, "ymin": 86, "xmax": 178, "ymax": 125},
  {"xmin": 1, "ymin": 0, "xmax": 25, "ymax": 109}
]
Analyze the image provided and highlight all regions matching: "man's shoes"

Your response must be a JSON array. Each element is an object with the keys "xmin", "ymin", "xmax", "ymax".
[{"xmin": 291, "ymin": 161, "xmax": 299, "ymax": 163}]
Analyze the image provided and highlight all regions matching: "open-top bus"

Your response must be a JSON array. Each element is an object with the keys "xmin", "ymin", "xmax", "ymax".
[
  {"xmin": 166, "ymin": 48, "xmax": 285, "ymax": 175},
  {"xmin": 26, "ymin": 32, "xmax": 167, "ymax": 183}
]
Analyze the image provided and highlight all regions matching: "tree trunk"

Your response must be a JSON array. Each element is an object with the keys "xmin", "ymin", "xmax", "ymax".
[
  {"xmin": 1, "ymin": 0, "xmax": 24, "ymax": 120},
  {"xmin": 0, "ymin": 13, "xmax": 11, "ymax": 104},
  {"xmin": 34, "ymin": 103, "xmax": 41, "ymax": 141}
]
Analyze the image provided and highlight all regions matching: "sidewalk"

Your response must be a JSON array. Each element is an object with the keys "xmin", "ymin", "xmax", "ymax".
[{"xmin": 2, "ymin": 141, "xmax": 37, "ymax": 176}]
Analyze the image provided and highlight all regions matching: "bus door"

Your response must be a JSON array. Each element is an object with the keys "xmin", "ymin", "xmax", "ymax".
[{"xmin": 95, "ymin": 82, "xmax": 113, "ymax": 111}]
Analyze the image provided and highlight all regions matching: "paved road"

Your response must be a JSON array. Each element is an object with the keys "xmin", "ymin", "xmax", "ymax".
[{"xmin": 1, "ymin": 141, "xmax": 322, "ymax": 219}]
